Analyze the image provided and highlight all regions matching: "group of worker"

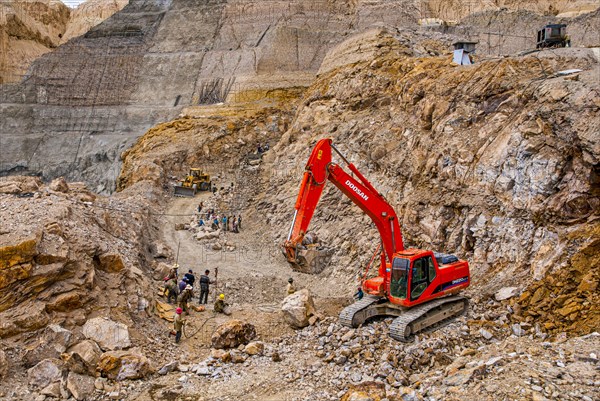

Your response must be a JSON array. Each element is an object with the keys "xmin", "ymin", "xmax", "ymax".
[
  {"xmin": 257, "ymin": 142, "xmax": 270, "ymax": 154},
  {"xmin": 164, "ymin": 264, "xmax": 231, "ymax": 343},
  {"xmin": 198, "ymin": 210, "xmax": 243, "ymax": 233}
]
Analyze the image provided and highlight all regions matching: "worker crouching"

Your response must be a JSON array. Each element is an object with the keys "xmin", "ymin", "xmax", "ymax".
[
  {"xmin": 164, "ymin": 277, "xmax": 179, "ymax": 304},
  {"xmin": 214, "ymin": 293, "xmax": 231, "ymax": 315}
]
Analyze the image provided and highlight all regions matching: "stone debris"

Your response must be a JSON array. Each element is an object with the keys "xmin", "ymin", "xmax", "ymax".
[
  {"xmin": 244, "ymin": 341, "xmax": 265, "ymax": 356},
  {"xmin": 340, "ymin": 381, "xmax": 386, "ymax": 401},
  {"xmin": 49, "ymin": 177, "xmax": 69, "ymax": 193},
  {"xmin": 158, "ymin": 361, "xmax": 179, "ymax": 375},
  {"xmin": 495, "ymin": 287, "xmax": 519, "ymax": 301}
]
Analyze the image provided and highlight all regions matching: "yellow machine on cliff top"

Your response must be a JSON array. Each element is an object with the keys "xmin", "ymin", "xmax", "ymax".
[{"xmin": 174, "ymin": 168, "xmax": 211, "ymax": 197}]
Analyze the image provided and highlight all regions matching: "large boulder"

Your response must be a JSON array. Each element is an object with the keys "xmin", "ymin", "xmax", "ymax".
[
  {"xmin": 27, "ymin": 359, "xmax": 64, "ymax": 389},
  {"xmin": 23, "ymin": 324, "xmax": 74, "ymax": 367},
  {"xmin": 281, "ymin": 289, "xmax": 316, "ymax": 328},
  {"xmin": 66, "ymin": 340, "xmax": 102, "ymax": 368},
  {"xmin": 82, "ymin": 317, "xmax": 131, "ymax": 351},
  {"xmin": 244, "ymin": 341, "xmax": 264, "ymax": 356},
  {"xmin": 340, "ymin": 381, "xmax": 387, "ymax": 401},
  {"xmin": 49, "ymin": 177, "xmax": 69, "ymax": 193},
  {"xmin": 66, "ymin": 371, "xmax": 95, "ymax": 400},
  {"xmin": 0, "ymin": 176, "xmax": 41, "ymax": 194},
  {"xmin": 64, "ymin": 351, "xmax": 96, "ymax": 377},
  {"xmin": 63, "ymin": 340, "xmax": 103, "ymax": 377},
  {"xmin": 97, "ymin": 350, "xmax": 153, "ymax": 380},
  {"xmin": 45, "ymin": 324, "xmax": 74, "ymax": 350},
  {"xmin": 211, "ymin": 320, "xmax": 256, "ymax": 349}
]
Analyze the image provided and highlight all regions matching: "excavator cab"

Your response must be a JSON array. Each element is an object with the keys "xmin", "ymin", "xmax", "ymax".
[
  {"xmin": 390, "ymin": 257, "xmax": 409, "ymax": 299},
  {"xmin": 388, "ymin": 251, "xmax": 468, "ymax": 308},
  {"xmin": 390, "ymin": 256, "xmax": 437, "ymax": 301}
]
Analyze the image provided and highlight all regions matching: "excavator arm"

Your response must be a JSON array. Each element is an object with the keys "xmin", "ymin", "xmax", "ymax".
[{"xmin": 283, "ymin": 139, "xmax": 403, "ymax": 275}]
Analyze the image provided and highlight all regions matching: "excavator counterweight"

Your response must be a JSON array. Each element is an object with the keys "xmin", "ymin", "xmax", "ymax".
[{"xmin": 283, "ymin": 138, "xmax": 471, "ymax": 341}]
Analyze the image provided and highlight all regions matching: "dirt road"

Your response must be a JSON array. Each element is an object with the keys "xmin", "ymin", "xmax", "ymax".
[{"xmin": 148, "ymin": 191, "xmax": 350, "ymax": 400}]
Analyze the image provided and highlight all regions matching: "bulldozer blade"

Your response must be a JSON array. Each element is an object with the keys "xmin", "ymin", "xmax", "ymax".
[
  {"xmin": 289, "ymin": 247, "xmax": 334, "ymax": 274},
  {"xmin": 173, "ymin": 186, "xmax": 196, "ymax": 197}
]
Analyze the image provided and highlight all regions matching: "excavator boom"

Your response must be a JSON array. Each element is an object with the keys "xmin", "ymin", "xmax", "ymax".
[{"xmin": 283, "ymin": 139, "xmax": 402, "ymax": 273}]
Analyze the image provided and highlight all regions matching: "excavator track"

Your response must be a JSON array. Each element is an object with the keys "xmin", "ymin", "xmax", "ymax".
[
  {"xmin": 339, "ymin": 296, "xmax": 382, "ymax": 328},
  {"xmin": 389, "ymin": 296, "xmax": 468, "ymax": 342}
]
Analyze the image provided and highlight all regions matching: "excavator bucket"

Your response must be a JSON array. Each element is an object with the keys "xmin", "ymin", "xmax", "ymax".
[
  {"xmin": 289, "ymin": 246, "xmax": 334, "ymax": 274},
  {"xmin": 173, "ymin": 184, "xmax": 197, "ymax": 197}
]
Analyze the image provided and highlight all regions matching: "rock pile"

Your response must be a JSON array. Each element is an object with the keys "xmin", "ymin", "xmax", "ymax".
[
  {"xmin": 211, "ymin": 320, "xmax": 257, "ymax": 349},
  {"xmin": 13, "ymin": 322, "xmax": 155, "ymax": 400}
]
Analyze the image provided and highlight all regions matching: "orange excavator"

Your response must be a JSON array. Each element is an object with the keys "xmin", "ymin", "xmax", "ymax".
[{"xmin": 283, "ymin": 138, "xmax": 470, "ymax": 341}]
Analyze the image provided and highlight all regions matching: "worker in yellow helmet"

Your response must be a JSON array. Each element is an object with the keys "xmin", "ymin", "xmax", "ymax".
[{"xmin": 214, "ymin": 293, "xmax": 231, "ymax": 315}]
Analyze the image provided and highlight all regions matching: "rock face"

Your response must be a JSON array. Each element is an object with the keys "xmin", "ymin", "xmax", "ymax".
[
  {"xmin": 495, "ymin": 287, "xmax": 519, "ymax": 301},
  {"xmin": 0, "ymin": 0, "xmax": 70, "ymax": 83},
  {"xmin": 281, "ymin": 289, "xmax": 316, "ymax": 329},
  {"xmin": 3, "ymin": 0, "xmax": 597, "ymax": 191},
  {"xmin": 0, "ymin": 177, "xmax": 163, "ymax": 339},
  {"xmin": 97, "ymin": 350, "xmax": 153, "ymax": 380},
  {"xmin": 211, "ymin": 320, "xmax": 257, "ymax": 349},
  {"xmin": 513, "ymin": 226, "xmax": 600, "ymax": 336},
  {"xmin": 82, "ymin": 317, "xmax": 131, "ymax": 351},
  {"xmin": 0, "ymin": 0, "xmax": 129, "ymax": 84},
  {"xmin": 61, "ymin": 0, "xmax": 129, "ymax": 43}
]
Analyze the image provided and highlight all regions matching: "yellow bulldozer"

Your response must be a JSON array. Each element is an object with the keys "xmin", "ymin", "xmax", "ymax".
[{"xmin": 174, "ymin": 168, "xmax": 212, "ymax": 197}]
